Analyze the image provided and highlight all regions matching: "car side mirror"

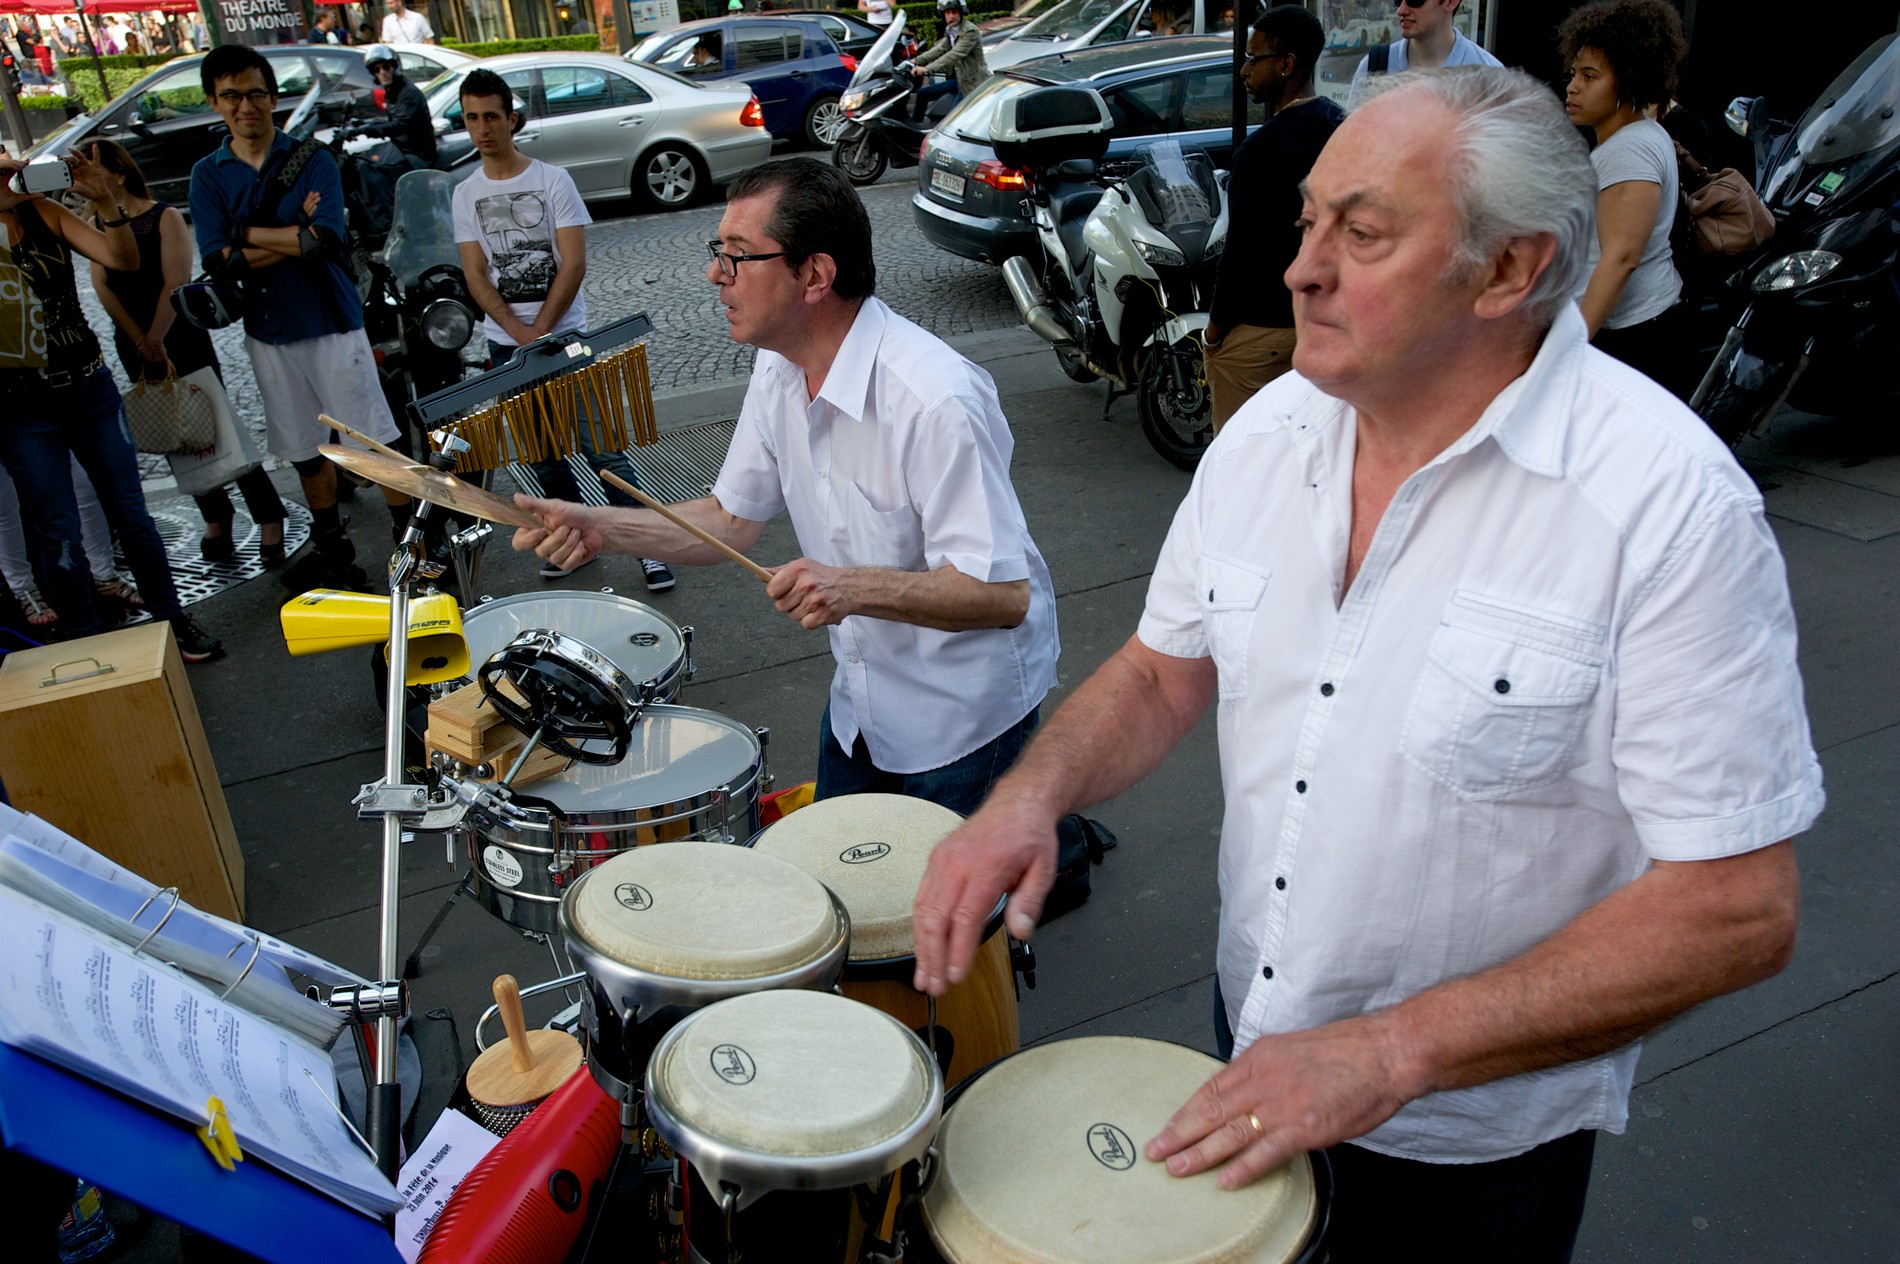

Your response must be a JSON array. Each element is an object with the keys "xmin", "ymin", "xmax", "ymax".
[{"xmin": 1725, "ymin": 95, "xmax": 1755, "ymax": 137}]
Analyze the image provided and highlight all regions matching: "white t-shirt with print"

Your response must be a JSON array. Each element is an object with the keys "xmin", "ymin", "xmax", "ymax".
[{"xmin": 452, "ymin": 158, "xmax": 593, "ymax": 346}]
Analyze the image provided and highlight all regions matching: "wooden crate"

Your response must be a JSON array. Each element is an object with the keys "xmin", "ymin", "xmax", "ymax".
[
  {"xmin": 425, "ymin": 680, "xmax": 567, "ymax": 786},
  {"xmin": 0, "ymin": 623, "xmax": 244, "ymax": 919}
]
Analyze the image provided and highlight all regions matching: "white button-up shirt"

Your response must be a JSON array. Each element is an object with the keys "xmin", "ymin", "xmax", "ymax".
[
  {"xmin": 713, "ymin": 297, "xmax": 1059, "ymax": 773},
  {"xmin": 1137, "ymin": 305, "xmax": 1823, "ymax": 1162}
]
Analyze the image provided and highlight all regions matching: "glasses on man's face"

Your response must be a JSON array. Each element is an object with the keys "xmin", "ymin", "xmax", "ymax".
[
  {"xmin": 1396, "ymin": 0, "xmax": 1432, "ymax": 8},
  {"xmin": 214, "ymin": 88, "xmax": 275, "ymax": 107},
  {"xmin": 1242, "ymin": 49, "xmax": 1291, "ymax": 69},
  {"xmin": 706, "ymin": 240, "xmax": 790, "ymax": 278}
]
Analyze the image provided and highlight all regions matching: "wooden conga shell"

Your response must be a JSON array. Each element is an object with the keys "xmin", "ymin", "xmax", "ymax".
[{"xmin": 750, "ymin": 793, "xmax": 1023, "ymax": 1089}]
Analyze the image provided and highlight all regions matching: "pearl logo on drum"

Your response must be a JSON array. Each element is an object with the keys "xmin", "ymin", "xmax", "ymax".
[
  {"xmin": 839, "ymin": 842, "xmax": 892, "ymax": 865},
  {"xmin": 629, "ymin": 632, "xmax": 660, "ymax": 647},
  {"xmin": 710, "ymin": 1044, "xmax": 756, "ymax": 1085},
  {"xmin": 1087, "ymin": 1123, "xmax": 1137, "ymax": 1170},
  {"xmin": 614, "ymin": 883, "xmax": 654, "ymax": 911}
]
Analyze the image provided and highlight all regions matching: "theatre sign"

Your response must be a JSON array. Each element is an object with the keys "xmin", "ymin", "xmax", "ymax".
[{"xmin": 213, "ymin": 0, "xmax": 308, "ymax": 45}]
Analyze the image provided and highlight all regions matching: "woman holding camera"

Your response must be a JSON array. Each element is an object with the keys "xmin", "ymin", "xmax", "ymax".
[
  {"xmin": 87, "ymin": 140, "xmax": 287, "ymax": 566},
  {"xmin": 0, "ymin": 145, "xmax": 222, "ymax": 659}
]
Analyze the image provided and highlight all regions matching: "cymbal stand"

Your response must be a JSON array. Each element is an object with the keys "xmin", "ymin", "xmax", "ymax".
[{"xmin": 339, "ymin": 433, "xmax": 468, "ymax": 1179}]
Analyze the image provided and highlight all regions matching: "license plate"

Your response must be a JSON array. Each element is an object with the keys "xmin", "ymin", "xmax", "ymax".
[{"xmin": 931, "ymin": 169, "xmax": 966, "ymax": 198}]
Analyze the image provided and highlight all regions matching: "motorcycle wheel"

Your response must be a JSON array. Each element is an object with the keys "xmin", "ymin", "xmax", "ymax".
[
  {"xmin": 834, "ymin": 127, "xmax": 888, "ymax": 186},
  {"xmin": 1136, "ymin": 336, "xmax": 1213, "ymax": 470},
  {"xmin": 1696, "ymin": 374, "xmax": 1771, "ymax": 447},
  {"xmin": 1055, "ymin": 344, "xmax": 1098, "ymax": 384}
]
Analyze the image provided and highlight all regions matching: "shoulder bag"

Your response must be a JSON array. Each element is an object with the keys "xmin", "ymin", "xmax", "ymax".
[
  {"xmin": 1676, "ymin": 143, "xmax": 1775, "ymax": 256},
  {"xmin": 122, "ymin": 367, "xmax": 219, "ymax": 455}
]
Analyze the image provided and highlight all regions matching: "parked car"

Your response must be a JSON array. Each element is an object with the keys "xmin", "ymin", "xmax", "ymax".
[
  {"xmin": 424, "ymin": 53, "xmax": 773, "ymax": 211},
  {"xmin": 378, "ymin": 42, "xmax": 482, "ymax": 85},
  {"xmin": 770, "ymin": 10, "xmax": 888, "ymax": 59},
  {"xmin": 982, "ymin": 0, "xmax": 1217, "ymax": 71},
  {"xmin": 627, "ymin": 14, "xmax": 857, "ymax": 148},
  {"xmin": 914, "ymin": 37, "xmax": 1259, "ymax": 263},
  {"xmin": 26, "ymin": 46, "xmax": 377, "ymax": 206}
]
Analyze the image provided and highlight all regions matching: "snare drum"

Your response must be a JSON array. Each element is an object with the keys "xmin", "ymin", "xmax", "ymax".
[
  {"xmin": 560, "ymin": 841, "xmax": 851, "ymax": 1101},
  {"xmin": 464, "ymin": 705, "xmax": 766, "ymax": 934},
  {"xmin": 646, "ymin": 989, "xmax": 942, "ymax": 1264},
  {"xmin": 750, "ymin": 793, "xmax": 1019, "ymax": 1088},
  {"xmin": 461, "ymin": 590, "xmax": 690, "ymax": 703},
  {"xmin": 921, "ymin": 1036, "xmax": 1328, "ymax": 1264}
]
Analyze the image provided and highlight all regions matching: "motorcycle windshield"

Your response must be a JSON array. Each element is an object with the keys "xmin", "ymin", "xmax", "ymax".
[
  {"xmin": 850, "ymin": 10, "xmax": 907, "ymax": 89},
  {"xmin": 1127, "ymin": 140, "xmax": 1220, "ymax": 231},
  {"xmin": 1767, "ymin": 34, "xmax": 1900, "ymax": 203},
  {"xmin": 384, "ymin": 169, "xmax": 462, "ymax": 291}
]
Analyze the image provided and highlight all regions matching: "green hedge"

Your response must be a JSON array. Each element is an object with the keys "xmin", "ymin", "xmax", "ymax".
[
  {"xmin": 57, "ymin": 52, "xmax": 188, "ymax": 114},
  {"xmin": 440, "ymin": 35, "xmax": 601, "ymax": 56}
]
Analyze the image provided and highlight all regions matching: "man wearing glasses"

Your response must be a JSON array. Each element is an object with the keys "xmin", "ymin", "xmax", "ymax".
[
  {"xmin": 1205, "ymin": 3, "xmax": 1342, "ymax": 432},
  {"xmin": 515, "ymin": 158, "xmax": 1058, "ymax": 817},
  {"xmin": 189, "ymin": 44, "xmax": 410, "ymax": 592},
  {"xmin": 1351, "ymin": 0, "xmax": 1499, "ymax": 87}
]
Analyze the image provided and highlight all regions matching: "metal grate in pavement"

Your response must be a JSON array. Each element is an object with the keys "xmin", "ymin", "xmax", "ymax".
[
  {"xmin": 501, "ymin": 420, "xmax": 737, "ymax": 507},
  {"xmin": 114, "ymin": 499, "xmax": 314, "ymax": 616}
]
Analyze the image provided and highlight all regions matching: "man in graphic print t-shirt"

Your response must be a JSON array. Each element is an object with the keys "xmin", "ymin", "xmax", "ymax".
[{"xmin": 451, "ymin": 68, "xmax": 674, "ymax": 592}]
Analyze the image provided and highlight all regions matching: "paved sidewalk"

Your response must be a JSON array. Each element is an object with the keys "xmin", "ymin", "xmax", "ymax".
[{"xmin": 78, "ymin": 322, "xmax": 1900, "ymax": 1260}]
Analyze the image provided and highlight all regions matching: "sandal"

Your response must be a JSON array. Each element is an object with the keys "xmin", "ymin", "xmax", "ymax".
[
  {"xmin": 18, "ymin": 587, "xmax": 57, "ymax": 629},
  {"xmin": 259, "ymin": 519, "xmax": 287, "ymax": 567},
  {"xmin": 93, "ymin": 576, "xmax": 145, "ymax": 610}
]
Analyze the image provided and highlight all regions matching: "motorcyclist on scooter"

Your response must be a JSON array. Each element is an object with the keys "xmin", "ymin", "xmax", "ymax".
[
  {"xmin": 903, "ymin": 0, "xmax": 988, "ymax": 122},
  {"xmin": 359, "ymin": 45, "xmax": 437, "ymax": 170}
]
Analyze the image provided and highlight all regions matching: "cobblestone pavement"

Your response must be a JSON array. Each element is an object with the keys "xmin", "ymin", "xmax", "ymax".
[{"xmin": 79, "ymin": 169, "xmax": 1018, "ymax": 484}]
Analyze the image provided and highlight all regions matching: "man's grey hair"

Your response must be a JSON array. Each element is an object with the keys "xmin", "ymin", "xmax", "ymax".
[{"xmin": 1356, "ymin": 66, "xmax": 1596, "ymax": 328}]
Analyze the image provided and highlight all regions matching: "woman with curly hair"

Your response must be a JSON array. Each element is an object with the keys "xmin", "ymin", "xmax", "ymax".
[{"xmin": 1560, "ymin": 0, "xmax": 1690, "ymax": 383}]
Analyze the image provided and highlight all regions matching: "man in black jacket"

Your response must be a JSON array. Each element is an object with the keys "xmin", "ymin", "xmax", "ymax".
[
  {"xmin": 362, "ymin": 45, "xmax": 437, "ymax": 168},
  {"xmin": 1204, "ymin": 3, "xmax": 1343, "ymax": 432}
]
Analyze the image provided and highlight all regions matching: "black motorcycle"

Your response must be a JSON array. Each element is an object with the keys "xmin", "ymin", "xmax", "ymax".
[
  {"xmin": 832, "ymin": 12, "xmax": 944, "ymax": 186},
  {"xmin": 1690, "ymin": 34, "xmax": 1900, "ymax": 444}
]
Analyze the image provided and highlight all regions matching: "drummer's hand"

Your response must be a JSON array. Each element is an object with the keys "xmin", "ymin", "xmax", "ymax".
[
  {"xmin": 1144, "ymin": 1014, "xmax": 1411, "ymax": 1190},
  {"xmin": 766, "ymin": 557, "xmax": 854, "ymax": 629},
  {"xmin": 911, "ymin": 793, "xmax": 1061, "ymax": 996},
  {"xmin": 511, "ymin": 494, "xmax": 606, "ymax": 571}
]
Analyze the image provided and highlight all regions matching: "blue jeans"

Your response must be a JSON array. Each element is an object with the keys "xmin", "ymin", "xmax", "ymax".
[
  {"xmin": 0, "ymin": 369, "xmax": 181, "ymax": 635},
  {"xmin": 490, "ymin": 340, "xmax": 645, "ymax": 508},
  {"xmin": 814, "ymin": 704, "xmax": 1037, "ymax": 817},
  {"xmin": 911, "ymin": 78, "xmax": 961, "ymax": 122}
]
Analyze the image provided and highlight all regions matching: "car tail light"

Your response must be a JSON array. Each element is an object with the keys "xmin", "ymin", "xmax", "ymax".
[
  {"xmin": 839, "ymin": 54, "xmax": 857, "ymax": 73},
  {"xmin": 740, "ymin": 97, "xmax": 765, "ymax": 128},
  {"xmin": 919, "ymin": 134, "xmax": 934, "ymax": 163},
  {"xmin": 973, "ymin": 159, "xmax": 1027, "ymax": 192}
]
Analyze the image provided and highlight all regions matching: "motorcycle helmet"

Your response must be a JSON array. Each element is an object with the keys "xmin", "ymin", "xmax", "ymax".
[
  {"xmin": 172, "ymin": 279, "xmax": 241, "ymax": 331},
  {"xmin": 364, "ymin": 45, "xmax": 399, "ymax": 72},
  {"xmin": 938, "ymin": 0, "xmax": 966, "ymax": 11}
]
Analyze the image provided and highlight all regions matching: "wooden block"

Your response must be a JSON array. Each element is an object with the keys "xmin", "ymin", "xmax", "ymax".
[
  {"xmin": 0, "ymin": 623, "xmax": 244, "ymax": 919},
  {"xmin": 425, "ymin": 681, "xmax": 567, "ymax": 787}
]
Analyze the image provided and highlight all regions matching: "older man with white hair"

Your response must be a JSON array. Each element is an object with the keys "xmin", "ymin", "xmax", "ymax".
[{"xmin": 911, "ymin": 67, "xmax": 1821, "ymax": 1260}]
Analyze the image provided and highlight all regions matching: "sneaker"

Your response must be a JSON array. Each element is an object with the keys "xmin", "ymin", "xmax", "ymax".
[
  {"xmin": 170, "ymin": 614, "xmax": 225, "ymax": 663},
  {"xmin": 540, "ymin": 553, "xmax": 597, "ymax": 580},
  {"xmin": 641, "ymin": 558, "xmax": 676, "ymax": 593}
]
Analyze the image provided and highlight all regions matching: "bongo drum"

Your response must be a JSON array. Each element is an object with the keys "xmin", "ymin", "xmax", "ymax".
[
  {"xmin": 922, "ymin": 1036, "xmax": 1328, "ymax": 1263},
  {"xmin": 749, "ymin": 793, "xmax": 1019, "ymax": 1088},
  {"xmin": 645, "ymin": 989, "xmax": 942, "ymax": 1264},
  {"xmin": 559, "ymin": 842, "xmax": 851, "ymax": 1102}
]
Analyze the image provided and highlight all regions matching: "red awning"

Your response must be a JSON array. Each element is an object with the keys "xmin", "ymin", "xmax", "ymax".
[{"xmin": 0, "ymin": 0, "xmax": 200, "ymax": 14}]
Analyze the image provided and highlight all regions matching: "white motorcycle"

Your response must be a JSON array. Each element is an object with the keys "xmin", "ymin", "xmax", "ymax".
[{"xmin": 996, "ymin": 86, "xmax": 1227, "ymax": 469}]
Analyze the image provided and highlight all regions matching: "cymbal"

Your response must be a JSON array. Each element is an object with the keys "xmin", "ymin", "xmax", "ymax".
[{"xmin": 319, "ymin": 445, "xmax": 541, "ymax": 529}]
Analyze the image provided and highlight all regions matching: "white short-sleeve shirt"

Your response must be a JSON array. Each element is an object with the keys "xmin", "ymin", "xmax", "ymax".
[
  {"xmin": 1137, "ymin": 303, "xmax": 1822, "ymax": 1162},
  {"xmin": 452, "ymin": 158, "xmax": 592, "ymax": 346},
  {"xmin": 381, "ymin": 9, "xmax": 433, "ymax": 42},
  {"xmin": 712, "ymin": 297, "xmax": 1059, "ymax": 773}
]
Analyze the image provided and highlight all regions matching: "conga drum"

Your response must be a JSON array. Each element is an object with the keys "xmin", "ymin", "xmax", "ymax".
[
  {"xmin": 921, "ymin": 1036, "xmax": 1329, "ymax": 1263},
  {"xmin": 646, "ymin": 989, "xmax": 942, "ymax": 1264},
  {"xmin": 749, "ymin": 793, "xmax": 1019, "ymax": 1088},
  {"xmin": 559, "ymin": 841, "xmax": 851, "ymax": 1102}
]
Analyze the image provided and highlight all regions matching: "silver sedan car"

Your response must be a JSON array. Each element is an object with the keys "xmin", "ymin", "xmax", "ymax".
[{"xmin": 424, "ymin": 53, "xmax": 774, "ymax": 211}]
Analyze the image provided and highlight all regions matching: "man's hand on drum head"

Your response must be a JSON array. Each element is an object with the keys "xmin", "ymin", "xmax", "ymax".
[
  {"xmin": 912, "ymin": 795, "xmax": 1061, "ymax": 996},
  {"xmin": 512, "ymin": 494, "xmax": 608, "ymax": 573},
  {"xmin": 1144, "ymin": 1014, "xmax": 1412, "ymax": 1190}
]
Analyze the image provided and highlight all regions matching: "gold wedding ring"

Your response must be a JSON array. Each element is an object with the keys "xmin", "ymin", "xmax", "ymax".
[{"xmin": 1247, "ymin": 1111, "xmax": 1264, "ymax": 1137}]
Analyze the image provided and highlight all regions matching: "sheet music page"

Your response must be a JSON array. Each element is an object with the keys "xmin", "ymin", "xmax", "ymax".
[
  {"xmin": 0, "ymin": 888, "xmax": 398, "ymax": 1217},
  {"xmin": 394, "ymin": 1109, "xmax": 501, "ymax": 1263}
]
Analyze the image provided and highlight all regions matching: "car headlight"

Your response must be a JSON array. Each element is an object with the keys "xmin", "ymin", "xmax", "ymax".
[
  {"xmin": 1750, "ymin": 250, "xmax": 1843, "ymax": 293},
  {"xmin": 1135, "ymin": 239, "xmax": 1187, "ymax": 269},
  {"xmin": 420, "ymin": 298, "xmax": 474, "ymax": 351}
]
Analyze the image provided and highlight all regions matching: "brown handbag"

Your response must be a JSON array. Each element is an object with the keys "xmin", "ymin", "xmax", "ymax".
[{"xmin": 1677, "ymin": 143, "xmax": 1776, "ymax": 256}]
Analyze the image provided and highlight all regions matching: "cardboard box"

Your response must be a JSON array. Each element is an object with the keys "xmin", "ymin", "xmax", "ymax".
[{"xmin": 0, "ymin": 623, "xmax": 244, "ymax": 919}]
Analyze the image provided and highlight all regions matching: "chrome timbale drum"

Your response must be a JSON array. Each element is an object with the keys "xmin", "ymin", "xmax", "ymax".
[
  {"xmin": 463, "ymin": 705, "xmax": 765, "ymax": 934},
  {"xmin": 560, "ymin": 843, "xmax": 851, "ymax": 1101},
  {"xmin": 461, "ymin": 590, "xmax": 692, "ymax": 703}
]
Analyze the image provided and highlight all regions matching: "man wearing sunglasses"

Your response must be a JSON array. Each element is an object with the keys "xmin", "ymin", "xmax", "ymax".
[
  {"xmin": 1205, "ymin": 3, "xmax": 1342, "ymax": 432},
  {"xmin": 515, "ymin": 158, "xmax": 1058, "ymax": 819},
  {"xmin": 1351, "ymin": 0, "xmax": 1499, "ymax": 89},
  {"xmin": 189, "ymin": 44, "xmax": 410, "ymax": 592}
]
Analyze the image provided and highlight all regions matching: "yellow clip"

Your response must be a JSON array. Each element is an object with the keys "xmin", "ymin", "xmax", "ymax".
[{"xmin": 197, "ymin": 1097, "xmax": 244, "ymax": 1172}]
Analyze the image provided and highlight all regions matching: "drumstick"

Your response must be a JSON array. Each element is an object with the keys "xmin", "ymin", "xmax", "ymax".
[
  {"xmin": 318, "ymin": 413, "xmax": 412, "ymax": 465},
  {"xmin": 597, "ymin": 470, "xmax": 775, "ymax": 584}
]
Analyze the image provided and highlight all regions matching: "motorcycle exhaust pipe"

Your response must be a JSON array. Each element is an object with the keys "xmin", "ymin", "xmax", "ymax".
[{"xmin": 1002, "ymin": 256, "xmax": 1079, "ymax": 349}]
